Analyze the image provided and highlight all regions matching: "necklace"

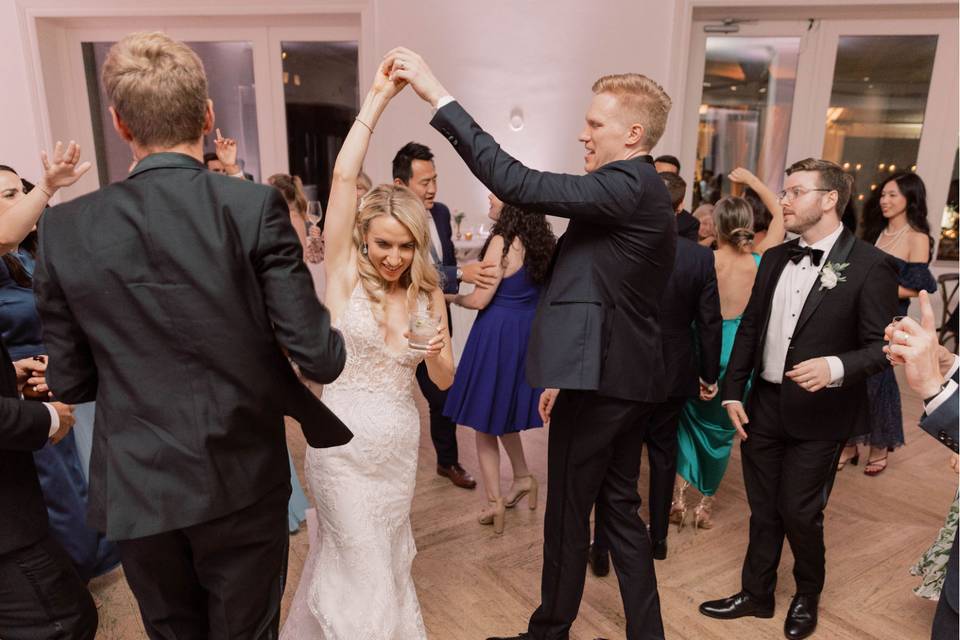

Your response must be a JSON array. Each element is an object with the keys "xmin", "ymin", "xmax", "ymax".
[{"xmin": 876, "ymin": 224, "xmax": 909, "ymax": 249}]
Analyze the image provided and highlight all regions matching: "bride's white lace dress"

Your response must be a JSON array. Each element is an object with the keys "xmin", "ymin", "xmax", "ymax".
[{"xmin": 282, "ymin": 283, "xmax": 428, "ymax": 639}]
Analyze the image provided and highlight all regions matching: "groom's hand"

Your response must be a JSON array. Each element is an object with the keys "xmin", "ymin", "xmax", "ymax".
[
  {"xmin": 539, "ymin": 388, "xmax": 559, "ymax": 425},
  {"xmin": 785, "ymin": 357, "xmax": 831, "ymax": 392},
  {"xmin": 383, "ymin": 47, "xmax": 448, "ymax": 107},
  {"xmin": 724, "ymin": 401, "xmax": 749, "ymax": 440}
]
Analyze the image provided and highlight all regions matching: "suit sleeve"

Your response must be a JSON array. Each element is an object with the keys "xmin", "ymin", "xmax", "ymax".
[
  {"xmin": 835, "ymin": 256, "xmax": 899, "ymax": 386},
  {"xmin": 919, "ymin": 387, "xmax": 958, "ymax": 453},
  {"xmin": 721, "ymin": 253, "xmax": 773, "ymax": 403},
  {"xmin": 0, "ymin": 395, "xmax": 54, "ymax": 451},
  {"xmin": 254, "ymin": 189, "xmax": 346, "ymax": 383},
  {"xmin": 696, "ymin": 252, "xmax": 723, "ymax": 385},
  {"xmin": 430, "ymin": 102, "xmax": 640, "ymax": 224},
  {"xmin": 34, "ymin": 215, "xmax": 99, "ymax": 404},
  {"xmin": 439, "ymin": 265, "xmax": 459, "ymax": 295}
]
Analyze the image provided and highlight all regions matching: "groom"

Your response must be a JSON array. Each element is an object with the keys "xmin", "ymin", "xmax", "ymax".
[
  {"xmin": 387, "ymin": 48, "xmax": 676, "ymax": 640},
  {"xmin": 700, "ymin": 158, "xmax": 898, "ymax": 639},
  {"xmin": 34, "ymin": 32, "xmax": 348, "ymax": 639}
]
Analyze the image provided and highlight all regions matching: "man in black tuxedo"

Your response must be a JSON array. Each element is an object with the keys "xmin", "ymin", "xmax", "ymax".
[
  {"xmin": 33, "ymin": 33, "xmax": 347, "ymax": 639},
  {"xmin": 392, "ymin": 141, "xmax": 495, "ymax": 490},
  {"xmin": 655, "ymin": 155, "xmax": 699, "ymax": 241},
  {"xmin": 0, "ymin": 340, "xmax": 96, "ymax": 639},
  {"xmin": 387, "ymin": 48, "xmax": 675, "ymax": 640},
  {"xmin": 700, "ymin": 158, "xmax": 899, "ymax": 639},
  {"xmin": 884, "ymin": 290, "xmax": 959, "ymax": 640},
  {"xmin": 589, "ymin": 171, "xmax": 722, "ymax": 570}
]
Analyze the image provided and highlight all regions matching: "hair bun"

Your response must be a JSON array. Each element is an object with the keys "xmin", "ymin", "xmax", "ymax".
[{"xmin": 729, "ymin": 226, "xmax": 755, "ymax": 251}]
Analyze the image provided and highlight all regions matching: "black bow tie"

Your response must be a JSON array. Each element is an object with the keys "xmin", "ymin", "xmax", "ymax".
[{"xmin": 788, "ymin": 245, "xmax": 825, "ymax": 266}]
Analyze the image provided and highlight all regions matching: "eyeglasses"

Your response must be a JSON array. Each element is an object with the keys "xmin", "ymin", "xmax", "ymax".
[{"xmin": 777, "ymin": 187, "xmax": 834, "ymax": 202}]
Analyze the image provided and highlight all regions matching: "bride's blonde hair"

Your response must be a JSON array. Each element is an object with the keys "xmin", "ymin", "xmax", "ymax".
[{"xmin": 353, "ymin": 184, "xmax": 439, "ymax": 316}]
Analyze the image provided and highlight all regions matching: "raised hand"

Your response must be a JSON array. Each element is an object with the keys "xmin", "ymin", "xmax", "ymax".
[
  {"xmin": 214, "ymin": 129, "xmax": 239, "ymax": 171},
  {"xmin": 728, "ymin": 167, "xmax": 758, "ymax": 186},
  {"xmin": 383, "ymin": 47, "xmax": 448, "ymax": 106},
  {"xmin": 372, "ymin": 57, "xmax": 407, "ymax": 100},
  {"xmin": 39, "ymin": 141, "xmax": 92, "ymax": 193}
]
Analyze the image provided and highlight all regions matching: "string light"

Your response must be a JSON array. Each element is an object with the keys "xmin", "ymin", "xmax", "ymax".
[
  {"xmin": 855, "ymin": 163, "xmax": 862, "ymax": 171},
  {"xmin": 878, "ymin": 163, "xmax": 885, "ymax": 170},
  {"xmin": 889, "ymin": 164, "xmax": 896, "ymax": 172}
]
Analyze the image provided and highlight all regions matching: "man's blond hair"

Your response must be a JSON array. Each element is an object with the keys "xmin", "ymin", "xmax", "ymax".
[
  {"xmin": 102, "ymin": 32, "xmax": 209, "ymax": 147},
  {"xmin": 591, "ymin": 73, "xmax": 672, "ymax": 150}
]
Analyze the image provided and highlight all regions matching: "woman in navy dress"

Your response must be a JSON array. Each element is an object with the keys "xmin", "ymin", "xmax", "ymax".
[
  {"xmin": 838, "ymin": 172, "xmax": 937, "ymax": 475},
  {"xmin": 444, "ymin": 196, "xmax": 555, "ymax": 534},
  {"xmin": 0, "ymin": 163, "xmax": 120, "ymax": 580}
]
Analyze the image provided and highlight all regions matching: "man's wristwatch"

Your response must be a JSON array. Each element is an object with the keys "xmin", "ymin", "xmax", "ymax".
[{"xmin": 456, "ymin": 267, "xmax": 463, "ymax": 282}]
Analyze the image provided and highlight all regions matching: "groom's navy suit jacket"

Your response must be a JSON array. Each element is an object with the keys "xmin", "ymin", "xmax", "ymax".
[
  {"xmin": 722, "ymin": 227, "xmax": 899, "ymax": 441},
  {"xmin": 34, "ymin": 152, "xmax": 348, "ymax": 540},
  {"xmin": 432, "ymin": 102, "xmax": 676, "ymax": 403}
]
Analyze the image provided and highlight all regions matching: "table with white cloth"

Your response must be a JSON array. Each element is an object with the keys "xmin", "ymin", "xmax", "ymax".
[{"xmin": 453, "ymin": 236, "xmax": 487, "ymax": 263}]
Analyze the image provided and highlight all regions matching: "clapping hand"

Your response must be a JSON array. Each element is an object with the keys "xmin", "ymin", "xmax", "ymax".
[
  {"xmin": 39, "ymin": 141, "xmax": 92, "ymax": 194},
  {"xmin": 383, "ymin": 47, "xmax": 448, "ymax": 107},
  {"xmin": 214, "ymin": 129, "xmax": 239, "ymax": 171}
]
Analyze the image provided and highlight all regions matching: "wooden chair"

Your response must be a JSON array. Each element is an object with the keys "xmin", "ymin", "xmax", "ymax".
[{"xmin": 937, "ymin": 271, "xmax": 958, "ymax": 351}]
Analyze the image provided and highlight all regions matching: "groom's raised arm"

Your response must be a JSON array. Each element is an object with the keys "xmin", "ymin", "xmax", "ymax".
[{"xmin": 429, "ymin": 101, "xmax": 639, "ymax": 225}]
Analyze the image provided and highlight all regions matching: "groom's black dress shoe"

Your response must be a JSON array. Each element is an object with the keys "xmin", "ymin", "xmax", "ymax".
[
  {"xmin": 699, "ymin": 591, "xmax": 775, "ymax": 619},
  {"xmin": 784, "ymin": 594, "xmax": 818, "ymax": 639},
  {"xmin": 588, "ymin": 543, "xmax": 610, "ymax": 576},
  {"xmin": 436, "ymin": 463, "xmax": 476, "ymax": 489},
  {"xmin": 651, "ymin": 538, "xmax": 668, "ymax": 560}
]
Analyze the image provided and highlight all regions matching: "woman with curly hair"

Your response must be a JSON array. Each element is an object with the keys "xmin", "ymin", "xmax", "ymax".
[{"xmin": 444, "ymin": 195, "xmax": 556, "ymax": 534}]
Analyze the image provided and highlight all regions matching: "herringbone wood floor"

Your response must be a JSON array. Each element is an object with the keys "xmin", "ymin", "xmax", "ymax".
[{"xmin": 90, "ymin": 369, "xmax": 957, "ymax": 639}]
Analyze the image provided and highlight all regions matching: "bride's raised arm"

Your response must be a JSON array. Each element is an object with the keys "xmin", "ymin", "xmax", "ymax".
[{"xmin": 324, "ymin": 61, "xmax": 406, "ymax": 279}]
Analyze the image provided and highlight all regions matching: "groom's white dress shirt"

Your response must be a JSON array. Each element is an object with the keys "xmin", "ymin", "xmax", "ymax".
[{"xmin": 761, "ymin": 222, "xmax": 845, "ymax": 386}]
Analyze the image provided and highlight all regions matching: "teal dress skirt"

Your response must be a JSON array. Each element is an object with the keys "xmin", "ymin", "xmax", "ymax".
[{"xmin": 676, "ymin": 253, "xmax": 760, "ymax": 496}]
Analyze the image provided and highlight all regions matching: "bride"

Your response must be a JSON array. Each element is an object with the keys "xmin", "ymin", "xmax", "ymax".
[{"xmin": 281, "ymin": 62, "xmax": 454, "ymax": 639}]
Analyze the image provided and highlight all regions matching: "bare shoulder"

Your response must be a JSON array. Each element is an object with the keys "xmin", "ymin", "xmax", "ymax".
[{"xmin": 907, "ymin": 230, "xmax": 931, "ymax": 262}]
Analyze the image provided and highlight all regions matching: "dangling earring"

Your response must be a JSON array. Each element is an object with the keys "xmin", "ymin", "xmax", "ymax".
[{"xmin": 361, "ymin": 243, "xmax": 368, "ymax": 256}]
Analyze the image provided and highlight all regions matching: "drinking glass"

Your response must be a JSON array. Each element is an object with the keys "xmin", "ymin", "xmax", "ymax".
[
  {"xmin": 408, "ymin": 311, "xmax": 440, "ymax": 350},
  {"xmin": 306, "ymin": 201, "xmax": 323, "ymax": 230}
]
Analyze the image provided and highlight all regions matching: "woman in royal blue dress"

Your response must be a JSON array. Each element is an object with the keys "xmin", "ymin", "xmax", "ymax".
[
  {"xmin": 837, "ymin": 172, "xmax": 937, "ymax": 475},
  {"xmin": 444, "ymin": 196, "xmax": 555, "ymax": 534}
]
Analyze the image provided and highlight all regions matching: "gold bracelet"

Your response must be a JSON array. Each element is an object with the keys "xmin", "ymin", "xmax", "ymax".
[{"xmin": 355, "ymin": 117, "xmax": 374, "ymax": 134}]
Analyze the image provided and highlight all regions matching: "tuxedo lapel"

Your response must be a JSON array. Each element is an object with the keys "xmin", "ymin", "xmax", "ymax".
[{"xmin": 794, "ymin": 227, "xmax": 856, "ymax": 336}]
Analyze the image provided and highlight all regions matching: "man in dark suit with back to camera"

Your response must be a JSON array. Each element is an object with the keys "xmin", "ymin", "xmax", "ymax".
[
  {"xmin": 589, "ymin": 170, "xmax": 722, "ymax": 573},
  {"xmin": 387, "ymin": 47, "xmax": 676, "ymax": 640},
  {"xmin": 33, "ymin": 32, "xmax": 348, "ymax": 639},
  {"xmin": 700, "ymin": 158, "xmax": 899, "ymax": 640}
]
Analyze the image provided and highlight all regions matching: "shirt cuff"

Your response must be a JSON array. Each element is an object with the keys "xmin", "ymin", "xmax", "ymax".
[
  {"xmin": 721, "ymin": 400, "xmax": 741, "ymax": 406},
  {"xmin": 925, "ymin": 379, "xmax": 958, "ymax": 417},
  {"xmin": 433, "ymin": 95, "xmax": 456, "ymax": 112},
  {"xmin": 228, "ymin": 170, "xmax": 245, "ymax": 179},
  {"xmin": 946, "ymin": 355, "xmax": 960, "ymax": 380},
  {"xmin": 44, "ymin": 403, "xmax": 60, "ymax": 438},
  {"xmin": 825, "ymin": 356, "xmax": 844, "ymax": 387}
]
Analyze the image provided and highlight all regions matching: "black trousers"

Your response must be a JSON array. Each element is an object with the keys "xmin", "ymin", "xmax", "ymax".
[
  {"xmin": 416, "ymin": 361, "xmax": 459, "ymax": 467},
  {"xmin": 117, "ymin": 482, "xmax": 290, "ymax": 640},
  {"xmin": 740, "ymin": 380, "xmax": 844, "ymax": 599},
  {"xmin": 528, "ymin": 391, "xmax": 664, "ymax": 640},
  {"xmin": 0, "ymin": 533, "xmax": 97, "ymax": 640},
  {"xmin": 594, "ymin": 398, "xmax": 685, "ymax": 551}
]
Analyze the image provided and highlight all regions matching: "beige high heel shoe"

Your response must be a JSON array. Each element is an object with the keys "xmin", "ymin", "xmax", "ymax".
[
  {"xmin": 504, "ymin": 475, "xmax": 539, "ymax": 510},
  {"xmin": 693, "ymin": 495, "xmax": 715, "ymax": 530},
  {"xmin": 669, "ymin": 478, "xmax": 690, "ymax": 531},
  {"xmin": 478, "ymin": 497, "xmax": 506, "ymax": 534}
]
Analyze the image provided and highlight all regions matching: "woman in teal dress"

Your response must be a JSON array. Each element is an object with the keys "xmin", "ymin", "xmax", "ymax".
[{"xmin": 673, "ymin": 168, "xmax": 785, "ymax": 529}]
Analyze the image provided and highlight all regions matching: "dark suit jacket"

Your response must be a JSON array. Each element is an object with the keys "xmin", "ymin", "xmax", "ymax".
[
  {"xmin": 432, "ymin": 102, "xmax": 676, "ymax": 402},
  {"xmin": 0, "ymin": 337, "xmax": 56, "ymax": 554},
  {"xmin": 722, "ymin": 228, "xmax": 899, "ymax": 441},
  {"xmin": 661, "ymin": 237, "xmax": 722, "ymax": 399},
  {"xmin": 33, "ymin": 152, "xmax": 348, "ymax": 540},
  {"xmin": 676, "ymin": 210, "xmax": 700, "ymax": 243},
  {"xmin": 430, "ymin": 201, "xmax": 459, "ymax": 295}
]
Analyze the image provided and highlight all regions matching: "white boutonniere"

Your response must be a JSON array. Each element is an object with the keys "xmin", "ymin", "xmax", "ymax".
[{"xmin": 819, "ymin": 261, "xmax": 848, "ymax": 290}]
